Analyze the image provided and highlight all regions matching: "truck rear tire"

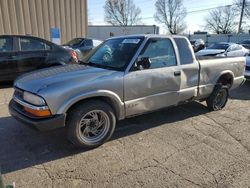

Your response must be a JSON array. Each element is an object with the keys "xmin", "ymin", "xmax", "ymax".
[
  {"xmin": 66, "ymin": 100, "xmax": 116, "ymax": 148},
  {"xmin": 206, "ymin": 85, "xmax": 229, "ymax": 111}
]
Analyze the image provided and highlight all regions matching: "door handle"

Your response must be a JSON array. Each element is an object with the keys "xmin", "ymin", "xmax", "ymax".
[{"xmin": 174, "ymin": 71, "xmax": 181, "ymax": 76}]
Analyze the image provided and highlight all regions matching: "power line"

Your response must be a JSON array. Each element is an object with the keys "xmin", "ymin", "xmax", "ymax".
[
  {"xmin": 187, "ymin": 4, "xmax": 233, "ymax": 13},
  {"xmin": 140, "ymin": 4, "xmax": 234, "ymax": 20}
]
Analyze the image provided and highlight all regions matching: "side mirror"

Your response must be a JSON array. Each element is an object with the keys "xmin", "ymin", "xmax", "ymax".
[{"xmin": 136, "ymin": 57, "xmax": 151, "ymax": 70}]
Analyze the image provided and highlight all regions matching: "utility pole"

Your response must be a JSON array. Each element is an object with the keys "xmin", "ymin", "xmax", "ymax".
[{"xmin": 238, "ymin": 0, "xmax": 246, "ymax": 33}]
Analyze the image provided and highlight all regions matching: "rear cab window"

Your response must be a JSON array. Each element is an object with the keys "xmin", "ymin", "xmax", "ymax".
[
  {"xmin": 174, "ymin": 37, "xmax": 194, "ymax": 65},
  {"xmin": 0, "ymin": 37, "xmax": 13, "ymax": 52}
]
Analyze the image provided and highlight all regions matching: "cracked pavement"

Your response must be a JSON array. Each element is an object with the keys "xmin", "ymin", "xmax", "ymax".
[{"xmin": 0, "ymin": 82, "xmax": 250, "ymax": 188}]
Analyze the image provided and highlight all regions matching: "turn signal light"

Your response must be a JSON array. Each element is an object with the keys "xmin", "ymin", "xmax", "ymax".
[{"xmin": 24, "ymin": 107, "xmax": 52, "ymax": 117}]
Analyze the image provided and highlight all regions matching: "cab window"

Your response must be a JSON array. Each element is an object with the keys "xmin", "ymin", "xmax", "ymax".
[
  {"xmin": 19, "ymin": 37, "xmax": 51, "ymax": 51},
  {"xmin": 139, "ymin": 38, "xmax": 177, "ymax": 69}
]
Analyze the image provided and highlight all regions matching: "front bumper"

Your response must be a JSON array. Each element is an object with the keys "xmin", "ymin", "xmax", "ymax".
[{"xmin": 9, "ymin": 99, "xmax": 65, "ymax": 131}]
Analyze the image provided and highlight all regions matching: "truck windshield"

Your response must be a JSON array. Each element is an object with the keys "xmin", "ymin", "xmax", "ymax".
[{"xmin": 82, "ymin": 38, "xmax": 142, "ymax": 71}]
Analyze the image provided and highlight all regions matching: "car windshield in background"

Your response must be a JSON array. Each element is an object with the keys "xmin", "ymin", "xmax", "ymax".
[
  {"xmin": 240, "ymin": 40, "xmax": 250, "ymax": 44},
  {"xmin": 64, "ymin": 38, "xmax": 83, "ymax": 47},
  {"xmin": 207, "ymin": 43, "xmax": 229, "ymax": 50},
  {"xmin": 83, "ymin": 38, "xmax": 142, "ymax": 71}
]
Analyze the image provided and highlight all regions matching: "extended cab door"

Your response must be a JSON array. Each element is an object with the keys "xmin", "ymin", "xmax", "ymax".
[
  {"xmin": 124, "ymin": 38, "xmax": 181, "ymax": 116},
  {"xmin": 16, "ymin": 37, "xmax": 51, "ymax": 75},
  {"xmin": 173, "ymin": 37, "xmax": 200, "ymax": 101},
  {"xmin": 0, "ymin": 36, "xmax": 18, "ymax": 81}
]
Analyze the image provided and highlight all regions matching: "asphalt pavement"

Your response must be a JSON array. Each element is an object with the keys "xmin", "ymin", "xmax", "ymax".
[{"xmin": 0, "ymin": 82, "xmax": 250, "ymax": 188}]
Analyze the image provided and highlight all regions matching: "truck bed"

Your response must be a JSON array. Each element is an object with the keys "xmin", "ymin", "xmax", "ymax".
[{"xmin": 197, "ymin": 56, "xmax": 246, "ymax": 98}]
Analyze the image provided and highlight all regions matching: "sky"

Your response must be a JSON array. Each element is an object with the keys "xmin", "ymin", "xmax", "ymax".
[{"xmin": 88, "ymin": 0, "xmax": 234, "ymax": 34}]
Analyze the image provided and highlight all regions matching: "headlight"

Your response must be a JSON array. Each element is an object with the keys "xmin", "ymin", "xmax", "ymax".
[{"xmin": 23, "ymin": 92, "xmax": 46, "ymax": 106}]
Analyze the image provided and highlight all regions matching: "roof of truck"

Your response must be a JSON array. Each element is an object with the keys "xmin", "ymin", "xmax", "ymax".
[{"xmin": 108, "ymin": 34, "xmax": 186, "ymax": 40}]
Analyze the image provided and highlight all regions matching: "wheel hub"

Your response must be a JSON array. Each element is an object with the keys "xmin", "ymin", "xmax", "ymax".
[{"xmin": 78, "ymin": 110, "xmax": 110, "ymax": 144}]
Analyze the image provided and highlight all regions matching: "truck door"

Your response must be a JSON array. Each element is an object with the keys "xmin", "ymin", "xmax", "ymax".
[
  {"xmin": 0, "ymin": 36, "xmax": 18, "ymax": 81},
  {"xmin": 124, "ymin": 38, "xmax": 181, "ymax": 116}
]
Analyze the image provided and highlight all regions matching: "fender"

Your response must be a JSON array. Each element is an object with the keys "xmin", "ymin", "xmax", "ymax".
[{"xmin": 57, "ymin": 90, "xmax": 125, "ymax": 120}]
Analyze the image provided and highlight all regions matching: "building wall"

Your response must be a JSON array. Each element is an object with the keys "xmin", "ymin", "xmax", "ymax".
[
  {"xmin": 188, "ymin": 34, "xmax": 250, "ymax": 47},
  {"xmin": 0, "ymin": 0, "xmax": 87, "ymax": 44},
  {"xmin": 88, "ymin": 25, "xmax": 160, "ymax": 40}
]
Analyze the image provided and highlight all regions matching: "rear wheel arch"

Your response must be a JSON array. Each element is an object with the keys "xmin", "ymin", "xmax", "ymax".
[{"xmin": 216, "ymin": 72, "xmax": 234, "ymax": 88}]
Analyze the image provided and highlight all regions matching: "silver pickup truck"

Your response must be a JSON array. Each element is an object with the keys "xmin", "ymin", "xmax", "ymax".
[{"xmin": 9, "ymin": 35, "xmax": 246, "ymax": 148}]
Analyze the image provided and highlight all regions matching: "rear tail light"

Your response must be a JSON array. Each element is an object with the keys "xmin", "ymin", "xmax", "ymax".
[{"xmin": 70, "ymin": 50, "xmax": 78, "ymax": 63}]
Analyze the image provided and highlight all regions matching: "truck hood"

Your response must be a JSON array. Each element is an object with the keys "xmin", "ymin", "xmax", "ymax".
[
  {"xmin": 14, "ymin": 64, "xmax": 116, "ymax": 93},
  {"xmin": 195, "ymin": 49, "xmax": 225, "ymax": 56}
]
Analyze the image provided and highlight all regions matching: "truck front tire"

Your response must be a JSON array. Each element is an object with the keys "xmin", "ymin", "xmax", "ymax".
[
  {"xmin": 66, "ymin": 100, "xmax": 116, "ymax": 148},
  {"xmin": 206, "ymin": 85, "xmax": 229, "ymax": 111}
]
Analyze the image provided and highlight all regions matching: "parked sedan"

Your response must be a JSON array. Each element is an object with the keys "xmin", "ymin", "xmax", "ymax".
[
  {"xmin": 195, "ymin": 42, "xmax": 249, "ymax": 57},
  {"xmin": 0, "ymin": 35, "xmax": 78, "ymax": 82},
  {"xmin": 63, "ymin": 38, "xmax": 102, "ymax": 57},
  {"xmin": 238, "ymin": 39, "xmax": 250, "ymax": 50}
]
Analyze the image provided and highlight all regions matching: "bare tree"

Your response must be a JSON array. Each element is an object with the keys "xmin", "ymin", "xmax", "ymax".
[
  {"xmin": 204, "ymin": 5, "xmax": 237, "ymax": 34},
  {"xmin": 104, "ymin": 0, "xmax": 141, "ymax": 26},
  {"xmin": 154, "ymin": 0, "xmax": 187, "ymax": 34}
]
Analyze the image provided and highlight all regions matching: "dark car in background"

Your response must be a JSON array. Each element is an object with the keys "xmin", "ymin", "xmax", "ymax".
[
  {"xmin": 190, "ymin": 38, "xmax": 205, "ymax": 52},
  {"xmin": 62, "ymin": 37, "xmax": 102, "ymax": 57},
  {"xmin": 0, "ymin": 35, "xmax": 78, "ymax": 82},
  {"xmin": 238, "ymin": 39, "xmax": 250, "ymax": 50}
]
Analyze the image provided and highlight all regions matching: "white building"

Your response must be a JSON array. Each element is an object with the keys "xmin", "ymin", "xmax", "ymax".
[{"xmin": 88, "ymin": 25, "xmax": 159, "ymax": 40}]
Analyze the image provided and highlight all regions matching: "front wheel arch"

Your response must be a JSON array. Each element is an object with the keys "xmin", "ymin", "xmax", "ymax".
[{"xmin": 65, "ymin": 96, "xmax": 120, "ymax": 122}]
